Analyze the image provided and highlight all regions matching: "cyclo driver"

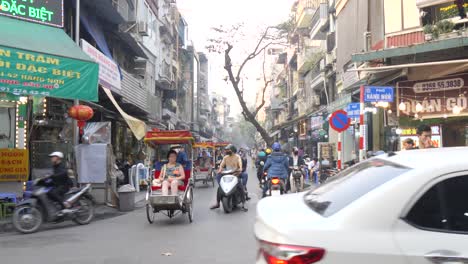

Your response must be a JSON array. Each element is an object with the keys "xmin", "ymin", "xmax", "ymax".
[{"xmin": 210, "ymin": 144, "xmax": 247, "ymax": 211}]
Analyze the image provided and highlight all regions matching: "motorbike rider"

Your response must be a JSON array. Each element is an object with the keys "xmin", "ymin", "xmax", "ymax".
[
  {"xmin": 288, "ymin": 147, "xmax": 305, "ymax": 192},
  {"xmin": 239, "ymin": 150, "xmax": 250, "ymax": 201},
  {"xmin": 47, "ymin": 151, "xmax": 73, "ymax": 210},
  {"xmin": 210, "ymin": 144, "xmax": 246, "ymax": 210},
  {"xmin": 256, "ymin": 149, "xmax": 267, "ymax": 183},
  {"xmin": 262, "ymin": 142, "xmax": 289, "ymax": 197}
]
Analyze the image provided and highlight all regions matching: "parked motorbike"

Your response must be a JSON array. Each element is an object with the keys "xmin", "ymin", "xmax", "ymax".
[
  {"xmin": 289, "ymin": 166, "xmax": 304, "ymax": 193},
  {"xmin": 13, "ymin": 177, "xmax": 95, "ymax": 234},
  {"xmin": 320, "ymin": 168, "xmax": 339, "ymax": 184},
  {"xmin": 217, "ymin": 170, "xmax": 247, "ymax": 213}
]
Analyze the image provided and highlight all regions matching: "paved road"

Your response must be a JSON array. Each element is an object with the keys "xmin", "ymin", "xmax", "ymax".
[{"xmin": 0, "ymin": 163, "xmax": 261, "ymax": 264}]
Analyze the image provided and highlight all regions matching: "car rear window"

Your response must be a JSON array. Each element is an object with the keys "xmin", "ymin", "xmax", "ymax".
[{"xmin": 304, "ymin": 159, "xmax": 411, "ymax": 217}]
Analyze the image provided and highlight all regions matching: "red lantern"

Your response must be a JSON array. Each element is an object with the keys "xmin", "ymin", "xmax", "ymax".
[{"xmin": 68, "ymin": 105, "xmax": 94, "ymax": 134}]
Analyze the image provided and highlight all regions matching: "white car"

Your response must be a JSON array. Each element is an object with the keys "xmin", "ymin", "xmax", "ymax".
[{"xmin": 255, "ymin": 147, "xmax": 468, "ymax": 264}]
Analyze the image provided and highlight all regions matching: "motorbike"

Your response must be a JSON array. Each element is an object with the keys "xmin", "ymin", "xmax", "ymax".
[
  {"xmin": 289, "ymin": 166, "xmax": 304, "ymax": 193},
  {"xmin": 257, "ymin": 161, "xmax": 265, "ymax": 187},
  {"xmin": 320, "ymin": 168, "xmax": 339, "ymax": 184},
  {"xmin": 217, "ymin": 170, "xmax": 247, "ymax": 213},
  {"xmin": 12, "ymin": 177, "xmax": 95, "ymax": 234},
  {"xmin": 266, "ymin": 176, "xmax": 285, "ymax": 197}
]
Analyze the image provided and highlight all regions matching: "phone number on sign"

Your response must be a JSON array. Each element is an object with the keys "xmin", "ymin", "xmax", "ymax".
[
  {"xmin": 413, "ymin": 78, "xmax": 464, "ymax": 93},
  {"xmin": 0, "ymin": 86, "xmax": 50, "ymax": 96}
]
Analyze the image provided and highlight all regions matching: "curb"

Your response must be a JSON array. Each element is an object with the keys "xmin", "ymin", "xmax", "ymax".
[{"xmin": 0, "ymin": 204, "xmax": 125, "ymax": 234}]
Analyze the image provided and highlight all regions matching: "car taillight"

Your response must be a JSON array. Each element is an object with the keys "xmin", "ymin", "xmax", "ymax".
[
  {"xmin": 258, "ymin": 240, "xmax": 325, "ymax": 264},
  {"xmin": 271, "ymin": 178, "xmax": 280, "ymax": 185}
]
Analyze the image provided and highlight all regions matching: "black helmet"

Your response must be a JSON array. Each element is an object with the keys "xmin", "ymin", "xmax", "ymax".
[{"xmin": 224, "ymin": 144, "xmax": 237, "ymax": 154}]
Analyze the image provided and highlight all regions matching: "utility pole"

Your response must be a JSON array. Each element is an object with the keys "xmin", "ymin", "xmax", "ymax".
[{"xmin": 73, "ymin": 0, "xmax": 80, "ymax": 146}]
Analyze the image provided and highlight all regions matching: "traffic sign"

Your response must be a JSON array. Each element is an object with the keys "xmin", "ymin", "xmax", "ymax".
[
  {"xmin": 329, "ymin": 110, "xmax": 350, "ymax": 132},
  {"xmin": 364, "ymin": 86, "xmax": 394, "ymax": 102},
  {"xmin": 347, "ymin": 103, "xmax": 360, "ymax": 119}
]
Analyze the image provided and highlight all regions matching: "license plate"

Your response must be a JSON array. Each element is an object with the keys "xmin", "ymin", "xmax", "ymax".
[{"xmin": 271, "ymin": 190, "xmax": 281, "ymax": 196}]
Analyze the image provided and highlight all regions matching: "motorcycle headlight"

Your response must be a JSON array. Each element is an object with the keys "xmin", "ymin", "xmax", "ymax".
[
  {"xmin": 260, "ymin": 161, "xmax": 264, "ymax": 166},
  {"xmin": 223, "ymin": 177, "xmax": 234, "ymax": 183}
]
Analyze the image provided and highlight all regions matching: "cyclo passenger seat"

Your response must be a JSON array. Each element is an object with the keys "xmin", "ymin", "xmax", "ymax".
[{"xmin": 151, "ymin": 161, "xmax": 191, "ymax": 192}]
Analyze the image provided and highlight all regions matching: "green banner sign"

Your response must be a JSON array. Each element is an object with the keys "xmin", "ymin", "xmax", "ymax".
[
  {"xmin": 0, "ymin": 45, "xmax": 99, "ymax": 101},
  {"xmin": 0, "ymin": 0, "xmax": 64, "ymax": 27}
]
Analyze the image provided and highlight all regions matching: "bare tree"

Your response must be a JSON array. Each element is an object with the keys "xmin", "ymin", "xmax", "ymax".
[{"xmin": 207, "ymin": 24, "xmax": 288, "ymax": 146}]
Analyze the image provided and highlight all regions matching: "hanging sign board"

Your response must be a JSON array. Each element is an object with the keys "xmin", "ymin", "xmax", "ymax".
[
  {"xmin": 0, "ymin": 149, "xmax": 29, "ymax": 182},
  {"xmin": 347, "ymin": 103, "xmax": 361, "ymax": 119},
  {"xmin": 0, "ymin": 0, "xmax": 64, "ymax": 28},
  {"xmin": 364, "ymin": 86, "xmax": 394, "ymax": 102}
]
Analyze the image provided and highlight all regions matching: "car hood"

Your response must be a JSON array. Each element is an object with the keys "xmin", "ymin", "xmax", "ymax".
[{"xmin": 255, "ymin": 192, "xmax": 327, "ymax": 244}]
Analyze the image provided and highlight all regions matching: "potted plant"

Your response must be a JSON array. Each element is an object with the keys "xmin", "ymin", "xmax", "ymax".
[
  {"xmin": 423, "ymin": 24, "xmax": 434, "ymax": 41},
  {"xmin": 436, "ymin": 20, "xmax": 457, "ymax": 39}
]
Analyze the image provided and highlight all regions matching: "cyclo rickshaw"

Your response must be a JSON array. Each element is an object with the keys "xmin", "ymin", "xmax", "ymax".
[
  {"xmin": 144, "ymin": 130, "xmax": 194, "ymax": 224},
  {"xmin": 193, "ymin": 142, "xmax": 216, "ymax": 187}
]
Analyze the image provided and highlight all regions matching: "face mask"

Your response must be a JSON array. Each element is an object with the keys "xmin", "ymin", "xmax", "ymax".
[
  {"xmin": 294, "ymin": 151, "xmax": 299, "ymax": 155},
  {"xmin": 226, "ymin": 151, "xmax": 232, "ymax": 155}
]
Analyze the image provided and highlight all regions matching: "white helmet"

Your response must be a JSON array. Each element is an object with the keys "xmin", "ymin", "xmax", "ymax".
[{"xmin": 49, "ymin": 151, "xmax": 64, "ymax": 159}]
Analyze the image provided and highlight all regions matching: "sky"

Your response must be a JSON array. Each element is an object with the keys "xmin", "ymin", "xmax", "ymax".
[{"xmin": 177, "ymin": 0, "xmax": 296, "ymax": 117}]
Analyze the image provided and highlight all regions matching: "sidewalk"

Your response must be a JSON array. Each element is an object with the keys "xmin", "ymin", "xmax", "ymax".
[{"xmin": 0, "ymin": 190, "xmax": 147, "ymax": 234}]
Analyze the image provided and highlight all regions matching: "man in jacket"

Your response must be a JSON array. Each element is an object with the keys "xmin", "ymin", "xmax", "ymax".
[
  {"xmin": 47, "ymin": 151, "xmax": 72, "ymax": 210},
  {"xmin": 263, "ymin": 142, "xmax": 289, "ymax": 197},
  {"xmin": 288, "ymin": 147, "xmax": 305, "ymax": 192}
]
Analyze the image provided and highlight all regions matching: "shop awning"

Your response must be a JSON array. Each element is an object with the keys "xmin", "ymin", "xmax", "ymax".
[
  {"xmin": 352, "ymin": 37, "xmax": 468, "ymax": 63},
  {"xmin": 102, "ymin": 88, "xmax": 146, "ymax": 140},
  {"xmin": 0, "ymin": 16, "xmax": 99, "ymax": 101}
]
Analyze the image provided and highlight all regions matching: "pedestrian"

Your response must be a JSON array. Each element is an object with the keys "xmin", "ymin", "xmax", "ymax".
[
  {"xmin": 416, "ymin": 125, "xmax": 434, "ymax": 149},
  {"xmin": 402, "ymin": 138, "xmax": 415, "ymax": 150}
]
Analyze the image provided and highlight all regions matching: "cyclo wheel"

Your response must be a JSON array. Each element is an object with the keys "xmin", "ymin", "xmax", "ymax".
[
  {"xmin": 146, "ymin": 204, "xmax": 155, "ymax": 224},
  {"xmin": 185, "ymin": 187, "xmax": 194, "ymax": 223}
]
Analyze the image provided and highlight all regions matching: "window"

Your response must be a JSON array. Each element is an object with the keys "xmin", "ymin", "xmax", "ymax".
[
  {"xmin": 406, "ymin": 175, "xmax": 468, "ymax": 233},
  {"xmin": 304, "ymin": 159, "xmax": 411, "ymax": 217}
]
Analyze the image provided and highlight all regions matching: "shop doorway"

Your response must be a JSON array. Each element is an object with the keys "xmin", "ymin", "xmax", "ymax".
[{"xmin": 0, "ymin": 103, "xmax": 16, "ymax": 148}]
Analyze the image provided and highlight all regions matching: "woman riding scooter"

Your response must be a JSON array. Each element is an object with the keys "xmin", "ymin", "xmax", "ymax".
[{"xmin": 262, "ymin": 142, "xmax": 289, "ymax": 198}]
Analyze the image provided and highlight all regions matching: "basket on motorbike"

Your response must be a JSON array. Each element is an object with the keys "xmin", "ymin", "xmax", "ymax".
[
  {"xmin": 193, "ymin": 142, "xmax": 216, "ymax": 188},
  {"xmin": 144, "ymin": 129, "xmax": 194, "ymax": 223}
]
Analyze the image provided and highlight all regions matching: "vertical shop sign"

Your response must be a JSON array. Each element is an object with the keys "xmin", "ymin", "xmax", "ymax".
[{"xmin": 0, "ymin": 148, "xmax": 29, "ymax": 181}]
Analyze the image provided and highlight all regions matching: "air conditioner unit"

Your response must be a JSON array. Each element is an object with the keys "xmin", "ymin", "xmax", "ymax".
[{"xmin": 138, "ymin": 21, "xmax": 149, "ymax": 36}]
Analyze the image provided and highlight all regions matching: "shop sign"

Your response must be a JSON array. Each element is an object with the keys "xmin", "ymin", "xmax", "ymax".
[
  {"xmin": 0, "ymin": 45, "xmax": 99, "ymax": 101},
  {"xmin": 400, "ymin": 125, "xmax": 442, "ymax": 149},
  {"xmin": 0, "ymin": 0, "xmax": 64, "ymax": 28},
  {"xmin": 397, "ymin": 74, "xmax": 468, "ymax": 118},
  {"xmin": 81, "ymin": 39, "xmax": 121, "ymax": 93},
  {"xmin": 0, "ymin": 148, "xmax": 29, "ymax": 182},
  {"xmin": 346, "ymin": 103, "xmax": 360, "ymax": 119},
  {"xmin": 310, "ymin": 116, "xmax": 323, "ymax": 130},
  {"xmin": 364, "ymin": 86, "xmax": 394, "ymax": 102}
]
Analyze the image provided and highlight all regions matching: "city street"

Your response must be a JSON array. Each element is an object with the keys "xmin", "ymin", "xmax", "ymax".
[{"xmin": 0, "ymin": 165, "xmax": 260, "ymax": 264}]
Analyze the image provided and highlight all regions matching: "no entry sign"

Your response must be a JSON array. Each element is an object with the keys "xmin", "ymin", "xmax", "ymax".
[{"xmin": 329, "ymin": 110, "xmax": 350, "ymax": 132}]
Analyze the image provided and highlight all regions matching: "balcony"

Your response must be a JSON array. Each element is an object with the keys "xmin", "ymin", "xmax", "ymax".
[
  {"xmin": 310, "ymin": 3, "xmax": 329, "ymax": 40},
  {"xmin": 120, "ymin": 69, "xmax": 148, "ymax": 113},
  {"xmin": 157, "ymin": 61, "xmax": 174, "ymax": 90},
  {"xmin": 295, "ymin": 0, "xmax": 320, "ymax": 30},
  {"xmin": 160, "ymin": 16, "xmax": 175, "ymax": 45}
]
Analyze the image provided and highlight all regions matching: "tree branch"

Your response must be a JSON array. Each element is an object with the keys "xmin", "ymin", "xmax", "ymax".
[{"xmin": 254, "ymin": 50, "xmax": 273, "ymax": 117}]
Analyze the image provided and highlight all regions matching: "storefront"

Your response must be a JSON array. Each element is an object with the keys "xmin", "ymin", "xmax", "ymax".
[
  {"xmin": 397, "ymin": 73, "xmax": 468, "ymax": 148},
  {"xmin": 0, "ymin": 8, "xmax": 99, "ymax": 195}
]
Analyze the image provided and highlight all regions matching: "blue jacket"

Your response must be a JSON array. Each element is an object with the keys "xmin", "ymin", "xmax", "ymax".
[
  {"xmin": 177, "ymin": 151, "xmax": 189, "ymax": 166},
  {"xmin": 264, "ymin": 152, "xmax": 289, "ymax": 179}
]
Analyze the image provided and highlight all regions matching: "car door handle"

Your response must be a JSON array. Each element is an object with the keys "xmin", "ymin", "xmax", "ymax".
[{"xmin": 425, "ymin": 250, "xmax": 468, "ymax": 264}]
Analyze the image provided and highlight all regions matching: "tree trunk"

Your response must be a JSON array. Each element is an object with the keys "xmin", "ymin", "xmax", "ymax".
[{"xmin": 224, "ymin": 45, "xmax": 273, "ymax": 147}]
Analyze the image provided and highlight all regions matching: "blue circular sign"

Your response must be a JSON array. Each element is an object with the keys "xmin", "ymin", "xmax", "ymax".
[{"xmin": 329, "ymin": 110, "xmax": 350, "ymax": 132}]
